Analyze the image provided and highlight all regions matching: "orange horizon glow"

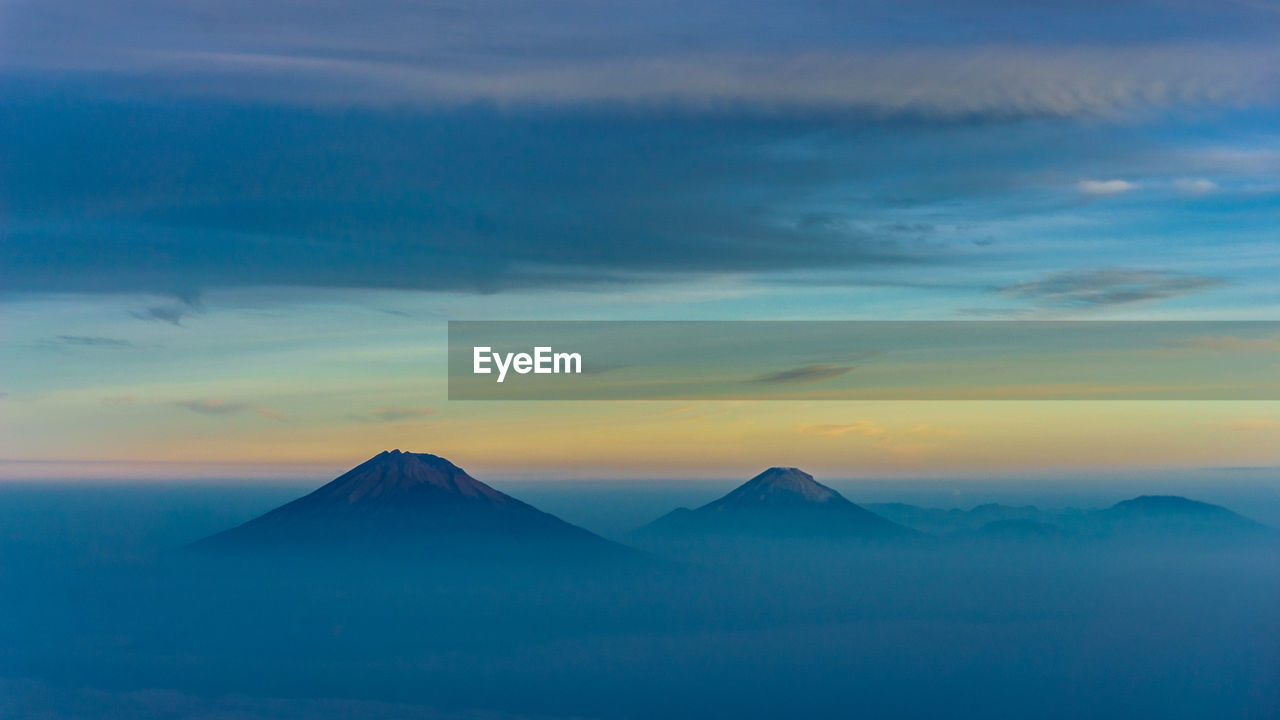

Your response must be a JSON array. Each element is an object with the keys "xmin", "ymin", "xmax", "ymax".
[{"xmin": 4, "ymin": 399, "xmax": 1278, "ymax": 481}]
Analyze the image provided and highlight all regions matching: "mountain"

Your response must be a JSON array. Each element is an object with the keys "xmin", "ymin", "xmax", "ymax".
[
  {"xmin": 1090, "ymin": 495, "xmax": 1271, "ymax": 540},
  {"xmin": 866, "ymin": 502, "xmax": 1055, "ymax": 536},
  {"xmin": 869, "ymin": 495, "xmax": 1272, "ymax": 543},
  {"xmin": 636, "ymin": 467, "xmax": 913, "ymax": 539},
  {"xmin": 193, "ymin": 450, "xmax": 628, "ymax": 560},
  {"xmin": 973, "ymin": 518, "xmax": 1063, "ymax": 540}
]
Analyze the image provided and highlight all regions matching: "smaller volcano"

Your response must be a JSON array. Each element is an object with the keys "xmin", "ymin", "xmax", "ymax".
[
  {"xmin": 637, "ymin": 467, "xmax": 913, "ymax": 539},
  {"xmin": 706, "ymin": 467, "xmax": 843, "ymax": 508}
]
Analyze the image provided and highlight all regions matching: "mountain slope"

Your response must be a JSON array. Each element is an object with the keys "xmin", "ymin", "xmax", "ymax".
[
  {"xmin": 1090, "ymin": 495, "xmax": 1271, "ymax": 539},
  {"xmin": 194, "ymin": 450, "xmax": 626, "ymax": 559},
  {"xmin": 637, "ymin": 467, "xmax": 913, "ymax": 539},
  {"xmin": 869, "ymin": 495, "xmax": 1272, "ymax": 543},
  {"xmin": 865, "ymin": 502, "xmax": 1056, "ymax": 536}
]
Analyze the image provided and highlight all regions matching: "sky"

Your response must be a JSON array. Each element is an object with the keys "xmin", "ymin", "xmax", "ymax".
[{"xmin": 2, "ymin": 0, "xmax": 1280, "ymax": 479}]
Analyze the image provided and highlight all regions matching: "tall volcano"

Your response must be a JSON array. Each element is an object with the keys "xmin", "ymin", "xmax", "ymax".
[
  {"xmin": 637, "ymin": 467, "xmax": 913, "ymax": 539},
  {"xmin": 194, "ymin": 450, "xmax": 626, "ymax": 559}
]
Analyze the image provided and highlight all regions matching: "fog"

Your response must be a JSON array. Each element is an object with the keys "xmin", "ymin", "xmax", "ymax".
[{"xmin": 2, "ymin": 480, "xmax": 1277, "ymax": 719}]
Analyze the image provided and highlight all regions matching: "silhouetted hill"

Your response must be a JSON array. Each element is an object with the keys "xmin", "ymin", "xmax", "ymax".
[
  {"xmin": 193, "ymin": 450, "xmax": 630, "ymax": 561},
  {"xmin": 1091, "ymin": 495, "xmax": 1271, "ymax": 539},
  {"xmin": 866, "ymin": 502, "xmax": 1053, "ymax": 535},
  {"xmin": 637, "ymin": 467, "xmax": 913, "ymax": 539},
  {"xmin": 870, "ymin": 495, "xmax": 1272, "ymax": 543}
]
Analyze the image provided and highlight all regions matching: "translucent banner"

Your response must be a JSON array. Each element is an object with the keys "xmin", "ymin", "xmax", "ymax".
[{"xmin": 447, "ymin": 321, "xmax": 1280, "ymax": 400}]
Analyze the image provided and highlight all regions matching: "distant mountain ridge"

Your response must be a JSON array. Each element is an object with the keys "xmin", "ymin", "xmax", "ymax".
[
  {"xmin": 637, "ymin": 467, "xmax": 913, "ymax": 539},
  {"xmin": 195, "ymin": 452, "xmax": 1272, "ymax": 559},
  {"xmin": 194, "ymin": 450, "xmax": 627, "ymax": 559},
  {"xmin": 868, "ymin": 494, "xmax": 1271, "ymax": 541},
  {"xmin": 1093, "ymin": 494, "xmax": 1269, "ymax": 538}
]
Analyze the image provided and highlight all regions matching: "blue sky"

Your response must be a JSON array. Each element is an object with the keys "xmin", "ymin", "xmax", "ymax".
[{"xmin": 1, "ymin": 0, "xmax": 1279, "ymax": 476}]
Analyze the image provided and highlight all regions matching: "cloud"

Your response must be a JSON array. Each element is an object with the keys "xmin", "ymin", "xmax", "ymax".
[
  {"xmin": 953, "ymin": 307, "xmax": 1041, "ymax": 318},
  {"xmin": 132, "ymin": 302, "xmax": 198, "ymax": 326},
  {"xmin": 176, "ymin": 398, "xmax": 288, "ymax": 420},
  {"xmin": 7, "ymin": 0, "xmax": 1280, "ymax": 119},
  {"xmin": 797, "ymin": 421, "xmax": 958, "ymax": 443},
  {"xmin": 1077, "ymin": 178, "xmax": 1138, "ymax": 196},
  {"xmin": 797, "ymin": 421, "xmax": 885, "ymax": 437},
  {"xmin": 755, "ymin": 364, "xmax": 857, "ymax": 384},
  {"xmin": 175, "ymin": 399, "xmax": 250, "ymax": 415},
  {"xmin": 1, "ymin": 101, "xmax": 947, "ymax": 297},
  {"xmin": 1173, "ymin": 177, "xmax": 1219, "ymax": 195},
  {"xmin": 102, "ymin": 395, "xmax": 136, "ymax": 406},
  {"xmin": 1188, "ymin": 146, "xmax": 1280, "ymax": 174},
  {"xmin": 104, "ymin": 46, "xmax": 1278, "ymax": 117},
  {"xmin": 354, "ymin": 406, "xmax": 438, "ymax": 423},
  {"xmin": 3, "ymin": 15, "xmax": 1275, "ymax": 301},
  {"xmin": 52, "ymin": 335, "xmax": 134, "ymax": 348},
  {"xmin": 998, "ymin": 269, "xmax": 1224, "ymax": 307}
]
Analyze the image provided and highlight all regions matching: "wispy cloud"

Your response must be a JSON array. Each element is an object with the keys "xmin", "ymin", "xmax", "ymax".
[
  {"xmin": 1173, "ymin": 177, "xmax": 1218, "ymax": 196},
  {"xmin": 176, "ymin": 398, "xmax": 287, "ymax": 420},
  {"xmin": 9, "ymin": 7, "xmax": 1280, "ymax": 118},
  {"xmin": 998, "ymin": 269, "xmax": 1224, "ymax": 308},
  {"xmin": 175, "ymin": 399, "xmax": 250, "ymax": 415},
  {"xmin": 2, "ymin": 104, "xmax": 939, "ymax": 298},
  {"xmin": 796, "ymin": 421, "xmax": 959, "ymax": 444},
  {"xmin": 953, "ymin": 307, "xmax": 1041, "ymax": 318},
  {"xmin": 1077, "ymin": 178, "xmax": 1138, "ymax": 196},
  {"xmin": 132, "ymin": 299, "xmax": 201, "ymax": 326},
  {"xmin": 2, "ymin": 2, "xmax": 1275, "ymax": 308},
  {"xmin": 755, "ymin": 364, "xmax": 856, "ymax": 384},
  {"xmin": 51, "ymin": 335, "xmax": 135, "ymax": 348},
  {"xmin": 132, "ymin": 45, "xmax": 1280, "ymax": 116},
  {"xmin": 102, "ymin": 395, "xmax": 136, "ymax": 406}
]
